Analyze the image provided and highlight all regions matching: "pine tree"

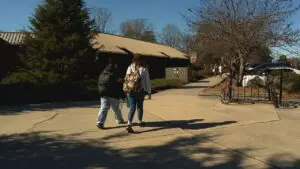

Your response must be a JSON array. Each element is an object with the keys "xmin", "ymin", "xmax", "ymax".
[{"xmin": 21, "ymin": 0, "xmax": 96, "ymax": 84}]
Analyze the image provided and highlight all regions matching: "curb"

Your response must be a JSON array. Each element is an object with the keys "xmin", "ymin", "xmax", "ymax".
[
  {"xmin": 209, "ymin": 76, "xmax": 229, "ymax": 89},
  {"xmin": 199, "ymin": 76, "xmax": 228, "ymax": 96}
]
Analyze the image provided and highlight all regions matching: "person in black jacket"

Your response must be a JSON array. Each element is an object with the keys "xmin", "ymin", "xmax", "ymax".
[{"xmin": 97, "ymin": 57, "xmax": 125, "ymax": 129}]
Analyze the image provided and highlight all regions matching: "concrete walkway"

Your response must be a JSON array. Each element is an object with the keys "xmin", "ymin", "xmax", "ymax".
[{"xmin": 0, "ymin": 76, "xmax": 299, "ymax": 169}]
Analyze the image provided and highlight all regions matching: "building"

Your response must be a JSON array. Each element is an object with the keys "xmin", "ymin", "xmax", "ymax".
[
  {"xmin": 0, "ymin": 33, "xmax": 23, "ymax": 80},
  {"xmin": 0, "ymin": 32, "xmax": 191, "ymax": 82}
]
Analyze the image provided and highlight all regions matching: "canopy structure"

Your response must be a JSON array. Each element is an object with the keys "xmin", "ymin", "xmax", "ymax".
[
  {"xmin": 245, "ymin": 61, "xmax": 300, "ymax": 106},
  {"xmin": 246, "ymin": 61, "xmax": 294, "ymax": 74}
]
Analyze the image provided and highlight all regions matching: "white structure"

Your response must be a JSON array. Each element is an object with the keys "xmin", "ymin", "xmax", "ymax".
[
  {"xmin": 267, "ymin": 67, "xmax": 300, "ymax": 75},
  {"xmin": 242, "ymin": 67, "xmax": 300, "ymax": 87},
  {"xmin": 242, "ymin": 75, "xmax": 266, "ymax": 87}
]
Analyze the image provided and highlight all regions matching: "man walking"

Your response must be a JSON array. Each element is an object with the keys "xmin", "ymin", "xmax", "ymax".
[
  {"xmin": 218, "ymin": 64, "xmax": 223, "ymax": 77},
  {"xmin": 213, "ymin": 64, "xmax": 218, "ymax": 77},
  {"xmin": 97, "ymin": 57, "xmax": 125, "ymax": 129}
]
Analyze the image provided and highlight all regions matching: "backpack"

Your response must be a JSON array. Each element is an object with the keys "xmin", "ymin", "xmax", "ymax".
[{"xmin": 123, "ymin": 67, "xmax": 142, "ymax": 93}]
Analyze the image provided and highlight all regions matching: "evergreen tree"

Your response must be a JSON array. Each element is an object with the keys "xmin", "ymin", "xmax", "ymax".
[
  {"xmin": 21, "ymin": 0, "xmax": 96, "ymax": 84},
  {"xmin": 140, "ymin": 31, "xmax": 156, "ymax": 43}
]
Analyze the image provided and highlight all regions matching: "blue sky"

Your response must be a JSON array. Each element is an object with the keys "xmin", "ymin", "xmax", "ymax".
[
  {"xmin": 1, "ymin": 0, "xmax": 300, "ymax": 33},
  {"xmin": 0, "ymin": 0, "xmax": 199, "ymax": 33},
  {"xmin": 1, "ymin": 0, "xmax": 300, "ymax": 57}
]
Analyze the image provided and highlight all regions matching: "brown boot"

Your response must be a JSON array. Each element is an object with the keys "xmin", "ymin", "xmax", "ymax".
[
  {"xmin": 126, "ymin": 125, "xmax": 134, "ymax": 133},
  {"xmin": 97, "ymin": 123, "xmax": 105, "ymax": 130}
]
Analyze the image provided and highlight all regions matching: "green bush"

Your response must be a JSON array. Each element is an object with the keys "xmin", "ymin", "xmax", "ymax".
[
  {"xmin": 72, "ymin": 79, "xmax": 98, "ymax": 98},
  {"xmin": 267, "ymin": 71, "xmax": 300, "ymax": 93},
  {"xmin": 192, "ymin": 70, "xmax": 207, "ymax": 80},
  {"xmin": 0, "ymin": 78, "xmax": 99, "ymax": 106},
  {"xmin": 1, "ymin": 71, "xmax": 39, "ymax": 85},
  {"xmin": 151, "ymin": 78, "xmax": 186, "ymax": 91},
  {"xmin": 0, "ymin": 77, "xmax": 186, "ymax": 105},
  {"xmin": 283, "ymin": 72, "xmax": 300, "ymax": 93},
  {"xmin": 1, "ymin": 71, "xmax": 65, "ymax": 85},
  {"xmin": 192, "ymin": 69, "xmax": 214, "ymax": 80}
]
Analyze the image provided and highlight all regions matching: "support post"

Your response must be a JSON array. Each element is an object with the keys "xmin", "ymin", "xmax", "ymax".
[
  {"xmin": 244, "ymin": 85, "xmax": 246, "ymax": 100},
  {"xmin": 279, "ymin": 69, "xmax": 283, "ymax": 105}
]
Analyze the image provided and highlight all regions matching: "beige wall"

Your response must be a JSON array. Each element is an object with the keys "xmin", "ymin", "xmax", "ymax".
[{"xmin": 165, "ymin": 67, "xmax": 192, "ymax": 83}]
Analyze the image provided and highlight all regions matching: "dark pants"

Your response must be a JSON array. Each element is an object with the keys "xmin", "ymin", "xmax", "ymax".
[{"xmin": 127, "ymin": 92, "xmax": 145, "ymax": 122}]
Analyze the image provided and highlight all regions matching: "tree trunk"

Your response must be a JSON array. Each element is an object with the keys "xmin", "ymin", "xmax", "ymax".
[
  {"xmin": 235, "ymin": 48, "xmax": 245, "ymax": 87},
  {"xmin": 237, "ymin": 57, "xmax": 245, "ymax": 86}
]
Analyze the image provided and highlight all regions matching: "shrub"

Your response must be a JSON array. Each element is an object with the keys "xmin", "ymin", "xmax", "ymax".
[
  {"xmin": 192, "ymin": 70, "xmax": 204, "ymax": 80},
  {"xmin": 0, "ymin": 77, "xmax": 186, "ymax": 105},
  {"xmin": 151, "ymin": 78, "xmax": 186, "ymax": 91},
  {"xmin": 166, "ymin": 79, "xmax": 186, "ymax": 88},
  {"xmin": 0, "ymin": 70, "xmax": 66, "ymax": 85},
  {"xmin": 192, "ymin": 69, "xmax": 214, "ymax": 80},
  {"xmin": 1, "ymin": 71, "xmax": 39, "ymax": 85},
  {"xmin": 283, "ymin": 72, "xmax": 300, "ymax": 93},
  {"xmin": 0, "ymin": 78, "xmax": 99, "ymax": 106},
  {"xmin": 271, "ymin": 71, "xmax": 300, "ymax": 93}
]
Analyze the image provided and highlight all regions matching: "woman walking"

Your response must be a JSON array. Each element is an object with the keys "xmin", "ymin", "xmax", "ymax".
[{"xmin": 123, "ymin": 54, "xmax": 151, "ymax": 133}]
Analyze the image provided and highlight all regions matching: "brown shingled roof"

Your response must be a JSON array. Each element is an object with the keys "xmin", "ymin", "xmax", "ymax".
[
  {"xmin": 0, "ymin": 32, "xmax": 188, "ymax": 59},
  {"xmin": 93, "ymin": 33, "xmax": 188, "ymax": 59}
]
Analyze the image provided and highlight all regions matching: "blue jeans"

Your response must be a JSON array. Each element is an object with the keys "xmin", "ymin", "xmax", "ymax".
[
  {"xmin": 127, "ymin": 92, "xmax": 146, "ymax": 123},
  {"xmin": 97, "ymin": 97, "xmax": 124, "ymax": 124}
]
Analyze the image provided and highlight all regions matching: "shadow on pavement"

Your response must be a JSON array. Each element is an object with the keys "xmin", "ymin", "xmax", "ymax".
[
  {"xmin": 101, "ymin": 119, "xmax": 236, "ymax": 133},
  {"xmin": 139, "ymin": 119, "xmax": 237, "ymax": 133},
  {"xmin": 1, "ymin": 131, "xmax": 299, "ymax": 169},
  {"xmin": 197, "ymin": 80, "xmax": 210, "ymax": 83},
  {"xmin": 180, "ymin": 85, "xmax": 212, "ymax": 89},
  {"xmin": 0, "ymin": 101, "xmax": 99, "ymax": 115}
]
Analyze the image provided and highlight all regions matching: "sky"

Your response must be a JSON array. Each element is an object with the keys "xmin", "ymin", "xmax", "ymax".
[
  {"xmin": 1, "ymin": 0, "xmax": 300, "ymax": 57},
  {"xmin": 1, "ymin": 0, "xmax": 300, "ymax": 33},
  {"xmin": 0, "ymin": 0, "xmax": 199, "ymax": 33}
]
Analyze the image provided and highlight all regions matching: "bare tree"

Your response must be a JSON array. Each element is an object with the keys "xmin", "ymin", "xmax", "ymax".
[
  {"xmin": 90, "ymin": 8, "xmax": 112, "ymax": 33},
  {"xmin": 181, "ymin": 33, "xmax": 194, "ymax": 53},
  {"xmin": 161, "ymin": 24, "xmax": 183, "ymax": 49},
  {"xmin": 120, "ymin": 19, "xmax": 156, "ymax": 42},
  {"xmin": 288, "ymin": 57, "xmax": 300, "ymax": 69},
  {"xmin": 184, "ymin": 0, "xmax": 300, "ymax": 85}
]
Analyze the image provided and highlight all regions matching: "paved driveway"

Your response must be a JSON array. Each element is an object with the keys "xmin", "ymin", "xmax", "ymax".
[{"xmin": 0, "ymin": 76, "xmax": 299, "ymax": 169}]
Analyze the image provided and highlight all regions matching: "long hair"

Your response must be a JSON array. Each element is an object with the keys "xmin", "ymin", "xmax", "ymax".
[
  {"xmin": 132, "ymin": 54, "xmax": 141, "ymax": 65},
  {"xmin": 132, "ymin": 54, "xmax": 148, "ymax": 70}
]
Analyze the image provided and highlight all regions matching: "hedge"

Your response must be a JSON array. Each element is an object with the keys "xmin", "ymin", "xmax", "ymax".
[
  {"xmin": 0, "ymin": 80, "xmax": 99, "ymax": 106},
  {"xmin": 0, "ymin": 78, "xmax": 186, "ymax": 106},
  {"xmin": 151, "ymin": 78, "xmax": 186, "ymax": 91}
]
